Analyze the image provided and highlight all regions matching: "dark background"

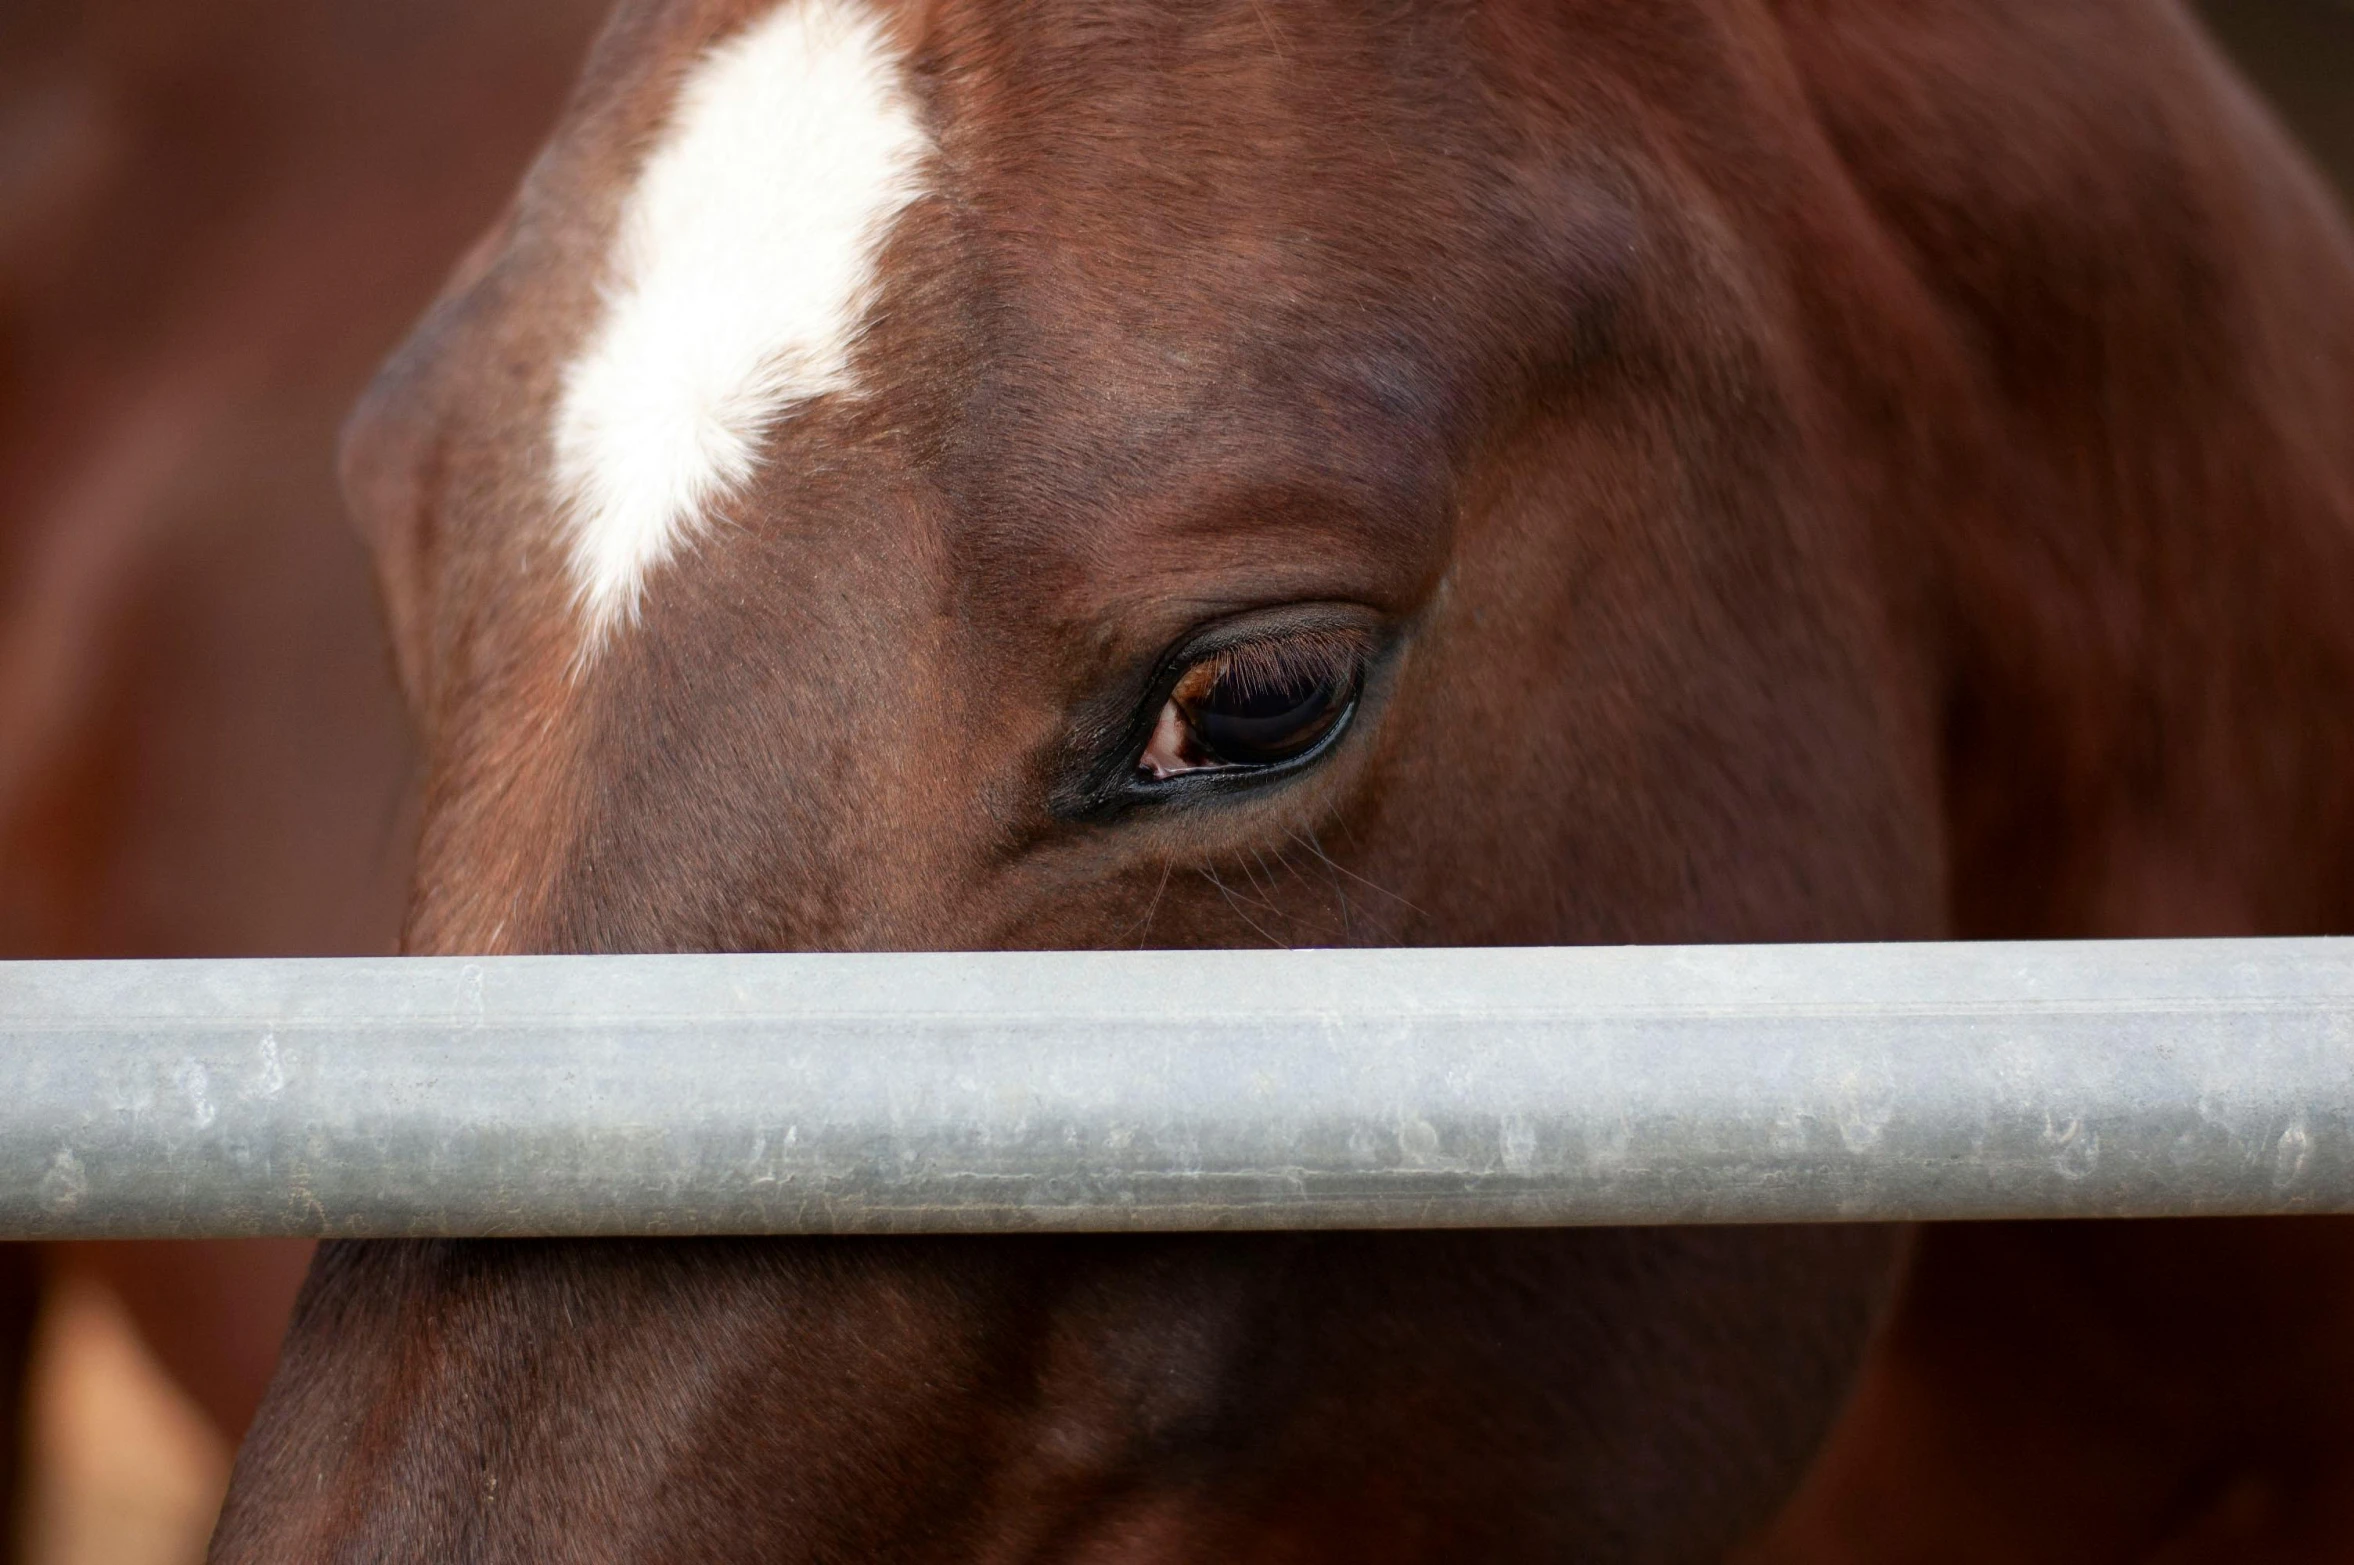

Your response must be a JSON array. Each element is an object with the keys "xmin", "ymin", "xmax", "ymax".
[{"xmin": 2202, "ymin": 0, "xmax": 2354, "ymax": 199}]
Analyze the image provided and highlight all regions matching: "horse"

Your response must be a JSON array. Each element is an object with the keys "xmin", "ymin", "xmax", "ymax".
[{"xmin": 207, "ymin": 0, "xmax": 2354, "ymax": 1558}]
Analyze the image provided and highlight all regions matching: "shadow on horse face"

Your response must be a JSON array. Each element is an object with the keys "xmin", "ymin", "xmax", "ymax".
[
  {"xmin": 221, "ymin": 0, "xmax": 2354, "ymax": 1557},
  {"xmin": 218, "ymin": 1229, "xmax": 1900, "ymax": 1561}
]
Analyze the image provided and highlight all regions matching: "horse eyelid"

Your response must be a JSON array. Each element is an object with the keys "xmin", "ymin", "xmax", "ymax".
[{"xmin": 1175, "ymin": 626, "xmax": 1375, "ymax": 704}]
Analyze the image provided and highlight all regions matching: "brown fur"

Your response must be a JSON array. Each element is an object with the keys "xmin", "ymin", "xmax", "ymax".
[
  {"xmin": 215, "ymin": 0, "xmax": 2354, "ymax": 1559},
  {"xmin": 1751, "ymin": 1218, "xmax": 2354, "ymax": 1563}
]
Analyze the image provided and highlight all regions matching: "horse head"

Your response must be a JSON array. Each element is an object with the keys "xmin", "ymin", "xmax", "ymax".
[{"xmin": 213, "ymin": 1, "xmax": 2354, "ymax": 1558}]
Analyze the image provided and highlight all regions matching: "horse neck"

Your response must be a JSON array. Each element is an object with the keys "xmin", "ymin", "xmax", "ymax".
[{"xmin": 1797, "ymin": 2, "xmax": 2354, "ymax": 938}]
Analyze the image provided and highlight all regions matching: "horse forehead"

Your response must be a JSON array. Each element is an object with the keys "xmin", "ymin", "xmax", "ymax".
[
  {"xmin": 549, "ymin": 0, "xmax": 931, "ymax": 655},
  {"xmin": 535, "ymin": 0, "xmax": 1500, "ymax": 663}
]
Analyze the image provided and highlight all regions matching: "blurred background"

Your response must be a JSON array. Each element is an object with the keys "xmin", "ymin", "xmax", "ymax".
[
  {"xmin": 0, "ymin": 1, "xmax": 2348, "ymax": 1560},
  {"xmin": 0, "ymin": 3, "xmax": 610, "ymax": 1559}
]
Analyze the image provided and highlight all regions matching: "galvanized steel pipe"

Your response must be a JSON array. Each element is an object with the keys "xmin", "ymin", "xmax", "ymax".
[{"xmin": 1, "ymin": 941, "xmax": 2350, "ymax": 1238}]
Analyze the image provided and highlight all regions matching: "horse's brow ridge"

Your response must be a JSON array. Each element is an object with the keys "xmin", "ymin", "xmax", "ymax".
[{"xmin": 549, "ymin": 0, "xmax": 929, "ymax": 654}]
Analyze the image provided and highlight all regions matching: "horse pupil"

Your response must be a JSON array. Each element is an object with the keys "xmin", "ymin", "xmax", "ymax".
[{"xmin": 1190, "ymin": 669, "xmax": 1344, "ymax": 765}]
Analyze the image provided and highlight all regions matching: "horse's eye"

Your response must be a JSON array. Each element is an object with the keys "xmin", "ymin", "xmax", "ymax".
[{"xmin": 1138, "ymin": 633, "xmax": 1363, "ymax": 780}]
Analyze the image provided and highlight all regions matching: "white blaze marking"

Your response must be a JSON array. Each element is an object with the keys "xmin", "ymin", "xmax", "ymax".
[{"xmin": 552, "ymin": 0, "xmax": 927, "ymax": 648}]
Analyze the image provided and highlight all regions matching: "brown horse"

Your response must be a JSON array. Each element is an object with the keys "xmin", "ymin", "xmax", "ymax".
[{"xmin": 210, "ymin": 0, "xmax": 2354, "ymax": 1559}]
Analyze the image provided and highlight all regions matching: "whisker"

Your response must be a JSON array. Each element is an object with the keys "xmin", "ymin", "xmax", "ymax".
[
  {"xmin": 1255, "ymin": 843, "xmax": 1339, "ymax": 946},
  {"xmin": 1200, "ymin": 867, "xmax": 1286, "ymax": 949},
  {"xmin": 1237, "ymin": 852, "xmax": 1300, "ymax": 940},
  {"xmin": 1223, "ymin": 851, "xmax": 1286, "ymax": 915},
  {"xmin": 1246, "ymin": 847, "xmax": 1289, "ymax": 914},
  {"xmin": 1132, "ymin": 858, "xmax": 1174, "ymax": 950},
  {"xmin": 1266, "ymin": 840, "xmax": 1312, "ymax": 890},
  {"xmin": 1312, "ymin": 817, "xmax": 1429, "ymax": 918},
  {"xmin": 1289, "ymin": 827, "xmax": 1358, "ymax": 944}
]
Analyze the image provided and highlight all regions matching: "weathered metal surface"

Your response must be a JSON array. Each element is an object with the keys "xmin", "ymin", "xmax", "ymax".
[{"xmin": 0, "ymin": 941, "xmax": 2348, "ymax": 1238}]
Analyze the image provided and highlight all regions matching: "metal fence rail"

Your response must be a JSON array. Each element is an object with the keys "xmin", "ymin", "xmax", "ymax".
[{"xmin": 1, "ymin": 940, "xmax": 2350, "ymax": 1239}]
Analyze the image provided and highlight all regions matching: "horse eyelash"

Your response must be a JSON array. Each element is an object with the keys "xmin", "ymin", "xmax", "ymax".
[{"xmin": 1180, "ymin": 626, "xmax": 1373, "ymax": 700}]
